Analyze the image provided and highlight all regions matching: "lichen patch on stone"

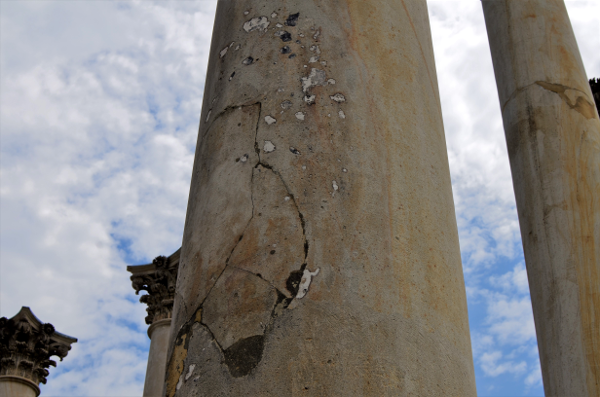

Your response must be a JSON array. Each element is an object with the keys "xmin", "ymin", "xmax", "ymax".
[
  {"xmin": 296, "ymin": 268, "xmax": 320, "ymax": 299},
  {"xmin": 243, "ymin": 17, "xmax": 270, "ymax": 33},
  {"xmin": 264, "ymin": 141, "xmax": 276, "ymax": 152},
  {"xmin": 330, "ymin": 93, "xmax": 346, "ymax": 102},
  {"xmin": 302, "ymin": 68, "xmax": 327, "ymax": 93}
]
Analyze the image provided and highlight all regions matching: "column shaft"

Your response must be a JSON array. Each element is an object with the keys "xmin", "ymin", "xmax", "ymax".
[
  {"xmin": 0, "ymin": 377, "xmax": 39, "ymax": 397},
  {"xmin": 167, "ymin": 1, "xmax": 476, "ymax": 395},
  {"xmin": 482, "ymin": 1, "xmax": 600, "ymax": 396},
  {"xmin": 143, "ymin": 319, "xmax": 172, "ymax": 397}
]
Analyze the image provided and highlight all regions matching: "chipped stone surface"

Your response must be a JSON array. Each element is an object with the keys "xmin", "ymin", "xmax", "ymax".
[{"xmin": 169, "ymin": 1, "xmax": 476, "ymax": 395}]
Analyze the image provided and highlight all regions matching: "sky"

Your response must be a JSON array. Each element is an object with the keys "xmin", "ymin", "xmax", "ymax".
[{"xmin": 0, "ymin": 1, "xmax": 598, "ymax": 396}]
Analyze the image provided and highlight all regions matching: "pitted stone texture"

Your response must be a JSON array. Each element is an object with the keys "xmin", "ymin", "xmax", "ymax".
[
  {"xmin": 483, "ymin": 1, "xmax": 600, "ymax": 395},
  {"xmin": 202, "ymin": 267, "xmax": 278, "ymax": 350},
  {"xmin": 228, "ymin": 165, "xmax": 305, "ymax": 298}
]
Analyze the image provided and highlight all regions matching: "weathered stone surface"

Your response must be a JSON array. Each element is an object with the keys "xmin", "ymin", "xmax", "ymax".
[
  {"xmin": 202, "ymin": 267, "xmax": 279, "ymax": 351},
  {"xmin": 167, "ymin": 1, "xmax": 476, "ymax": 395},
  {"xmin": 482, "ymin": 1, "xmax": 600, "ymax": 396},
  {"xmin": 0, "ymin": 307, "xmax": 76, "ymax": 396}
]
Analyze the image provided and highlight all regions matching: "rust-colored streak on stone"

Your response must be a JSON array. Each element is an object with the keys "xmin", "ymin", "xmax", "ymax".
[
  {"xmin": 165, "ymin": 333, "xmax": 188, "ymax": 397},
  {"xmin": 536, "ymin": 81, "xmax": 597, "ymax": 120}
]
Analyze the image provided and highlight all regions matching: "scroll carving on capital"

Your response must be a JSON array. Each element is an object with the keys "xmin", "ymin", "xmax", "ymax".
[
  {"xmin": 128, "ymin": 248, "xmax": 180, "ymax": 325},
  {"xmin": 0, "ymin": 307, "xmax": 77, "ymax": 386}
]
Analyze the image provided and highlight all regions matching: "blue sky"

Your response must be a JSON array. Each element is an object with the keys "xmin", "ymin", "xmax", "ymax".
[{"xmin": 1, "ymin": 1, "xmax": 598, "ymax": 396}]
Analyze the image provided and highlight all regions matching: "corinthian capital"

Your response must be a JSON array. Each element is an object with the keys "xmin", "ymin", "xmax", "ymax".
[
  {"xmin": 0, "ymin": 307, "xmax": 77, "ymax": 388},
  {"xmin": 128, "ymin": 248, "xmax": 180, "ymax": 325}
]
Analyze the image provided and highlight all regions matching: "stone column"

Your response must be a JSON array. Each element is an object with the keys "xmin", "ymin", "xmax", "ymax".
[
  {"xmin": 0, "ymin": 307, "xmax": 77, "ymax": 397},
  {"xmin": 482, "ymin": 1, "xmax": 600, "ymax": 396},
  {"xmin": 166, "ymin": 1, "xmax": 476, "ymax": 396},
  {"xmin": 128, "ymin": 249, "xmax": 180, "ymax": 397}
]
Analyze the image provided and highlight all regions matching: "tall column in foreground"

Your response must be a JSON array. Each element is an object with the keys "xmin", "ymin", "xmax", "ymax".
[
  {"xmin": 129, "ymin": 250, "xmax": 180, "ymax": 397},
  {"xmin": 0, "ymin": 307, "xmax": 77, "ymax": 397},
  {"xmin": 482, "ymin": 1, "xmax": 600, "ymax": 396},
  {"xmin": 167, "ymin": 1, "xmax": 476, "ymax": 395}
]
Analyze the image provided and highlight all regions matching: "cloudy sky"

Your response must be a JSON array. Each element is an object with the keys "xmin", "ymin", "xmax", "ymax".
[{"xmin": 1, "ymin": 1, "xmax": 598, "ymax": 396}]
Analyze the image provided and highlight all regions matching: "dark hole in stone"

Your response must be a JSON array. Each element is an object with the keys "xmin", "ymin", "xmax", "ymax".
[
  {"xmin": 270, "ymin": 250, "xmax": 276, "ymax": 255},
  {"xmin": 285, "ymin": 13, "xmax": 299, "ymax": 26},
  {"xmin": 288, "ymin": 54, "xmax": 296, "ymax": 59},
  {"xmin": 280, "ymin": 46, "xmax": 291, "ymax": 54},
  {"xmin": 223, "ymin": 335, "xmax": 265, "ymax": 377},
  {"xmin": 280, "ymin": 32, "xmax": 292, "ymax": 42},
  {"xmin": 289, "ymin": 147, "xmax": 300, "ymax": 155},
  {"xmin": 286, "ymin": 264, "xmax": 306, "ymax": 296},
  {"xmin": 230, "ymin": 71, "xmax": 236, "ymax": 79}
]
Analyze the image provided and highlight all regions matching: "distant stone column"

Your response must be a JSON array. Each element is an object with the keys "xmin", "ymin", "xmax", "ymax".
[
  {"xmin": 482, "ymin": 1, "xmax": 600, "ymax": 396},
  {"xmin": 129, "ymin": 249, "xmax": 180, "ymax": 397},
  {"xmin": 165, "ymin": 1, "xmax": 476, "ymax": 396},
  {"xmin": 0, "ymin": 307, "xmax": 77, "ymax": 397}
]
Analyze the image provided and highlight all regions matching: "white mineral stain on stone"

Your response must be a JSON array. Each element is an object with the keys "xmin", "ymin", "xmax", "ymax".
[
  {"xmin": 339, "ymin": 110, "xmax": 346, "ymax": 119},
  {"xmin": 296, "ymin": 268, "xmax": 320, "ymax": 299},
  {"xmin": 265, "ymin": 116, "xmax": 277, "ymax": 125},
  {"xmin": 295, "ymin": 111, "xmax": 305, "ymax": 120},
  {"xmin": 309, "ymin": 56, "xmax": 319, "ymax": 63},
  {"xmin": 244, "ymin": 17, "xmax": 270, "ymax": 33},
  {"xmin": 328, "ymin": 79, "xmax": 336, "ymax": 85},
  {"xmin": 302, "ymin": 165, "xmax": 307, "ymax": 170},
  {"xmin": 321, "ymin": 61, "xmax": 327, "ymax": 66},
  {"xmin": 280, "ymin": 100, "xmax": 292, "ymax": 110},
  {"xmin": 205, "ymin": 110, "xmax": 212, "ymax": 122},
  {"xmin": 240, "ymin": 154, "xmax": 249, "ymax": 163},
  {"xmin": 185, "ymin": 364, "xmax": 196, "ymax": 380},
  {"xmin": 342, "ymin": 168, "xmax": 347, "ymax": 173},
  {"xmin": 302, "ymin": 68, "xmax": 326, "ymax": 93},
  {"xmin": 176, "ymin": 373, "xmax": 184, "ymax": 390},
  {"xmin": 264, "ymin": 141, "xmax": 276, "ymax": 152},
  {"xmin": 276, "ymin": 23, "xmax": 283, "ymax": 28},
  {"xmin": 330, "ymin": 93, "xmax": 346, "ymax": 102},
  {"xmin": 304, "ymin": 95, "xmax": 316, "ymax": 105},
  {"xmin": 284, "ymin": 196, "xmax": 291, "ymax": 201},
  {"xmin": 332, "ymin": 181, "xmax": 339, "ymax": 191},
  {"xmin": 299, "ymin": 33, "xmax": 305, "ymax": 38},
  {"xmin": 271, "ymin": 12, "xmax": 278, "ymax": 18},
  {"xmin": 235, "ymin": 44, "xmax": 240, "ymax": 50},
  {"xmin": 220, "ymin": 46, "xmax": 229, "ymax": 58}
]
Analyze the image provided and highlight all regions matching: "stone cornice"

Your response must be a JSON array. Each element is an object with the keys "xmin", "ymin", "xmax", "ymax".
[
  {"xmin": 128, "ymin": 248, "xmax": 180, "ymax": 325},
  {"xmin": 0, "ymin": 307, "xmax": 77, "ymax": 387}
]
